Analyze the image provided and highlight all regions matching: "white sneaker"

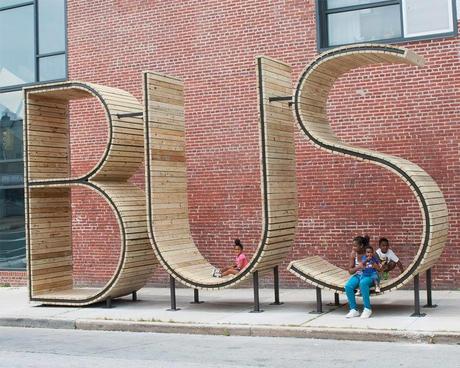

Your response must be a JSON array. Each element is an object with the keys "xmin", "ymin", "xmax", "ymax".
[
  {"xmin": 375, "ymin": 285, "xmax": 381, "ymax": 293},
  {"xmin": 212, "ymin": 268, "xmax": 221, "ymax": 277},
  {"xmin": 360, "ymin": 308, "xmax": 372, "ymax": 319},
  {"xmin": 346, "ymin": 309, "xmax": 360, "ymax": 318}
]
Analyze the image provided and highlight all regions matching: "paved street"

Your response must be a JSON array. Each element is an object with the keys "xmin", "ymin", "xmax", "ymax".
[{"xmin": 0, "ymin": 327, "xmax": 459, "ymax": 368}]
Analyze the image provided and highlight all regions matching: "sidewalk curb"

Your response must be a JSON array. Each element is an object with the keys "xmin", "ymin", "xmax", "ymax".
[
  {"xmin": 76, "ymin": 319, "xmax": 460, "ymax": 344},
  {"xmin": 2, "ymin": 317, "xmax": 458, "ymax": 345},
  {"xmin": 0, "ymin": 317, "xmax": 75, "ymax": 330}
]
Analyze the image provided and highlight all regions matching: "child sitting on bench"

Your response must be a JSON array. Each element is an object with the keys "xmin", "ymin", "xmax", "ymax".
[
  {"xmin": 361, "ymin": 245, "xmax": 382, "ymax": 293},
  {"xmin": 376, "ymin": 237, "xmax": 404, "ymax": 280},
  {"xmin": 212, "ymin": 239, "xmax": 248, "ymax": 277}
]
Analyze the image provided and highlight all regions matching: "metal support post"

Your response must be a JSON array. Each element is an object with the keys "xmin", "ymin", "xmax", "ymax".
[
  {"xmin": 250, "ymin": 271, "xmax": 263, "ymax": 313},
  {"xmin": 132, "ymin": 291, "xmax": 138, "ymax": 302},
  {"xmin": 423, "ymin": 268, "xmax": 437, "ymax": 308},
  {"xmin": 310, "ymin": 287, "xmax": 323, "ymax": 314},
  {"xmin": 327, "ymin": 292, "xmax": 341, "ymax": 307},
  {"xmin": 167, "ymin": 275, "xmax": 180, "ymax": 311},
  {"xmin": 116, "ymin": 111, "xmax": 143, "ymax": 119},
  {"xmin": 268, "ymin": 96, "xmax": 292, "ymax": 103},
  {"xmin": 190, "ymin": 288, "xmax": 204, "ymax": 304},
  {"xmin": 270, "ymin": 266, "xmax": 283, "ymax": 305},
  {"xmin": 334, "ymin": 292, "xmax": 340, "ymax": 306},
  {"xmin": 411, "ymin": 274, "xmax": 426, "ymax": 317},
  {"xmin": 105, "ymin": 297, "xmax": 112, "ymax": 309}
]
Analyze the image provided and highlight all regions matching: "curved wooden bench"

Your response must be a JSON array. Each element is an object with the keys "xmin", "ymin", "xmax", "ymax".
[
  {"xmin": 144, "ymin": 57, "xmax": 298, "ymax": 294},
  {"xmin": 25, "ymin": 82, "xmax": 156, "ymax": 306},
  {"xmin": 288, "ymin": 44, "xmax": 449, "ymax": 296},
  {"xmin": 289, "ymin": 256, "xmax": 350, "ymax": 291}
]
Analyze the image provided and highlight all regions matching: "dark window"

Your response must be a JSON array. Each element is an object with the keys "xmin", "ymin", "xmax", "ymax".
[
  {"xmin": 0, "ymin": 91, "xmax": 25, "ymax": 270},
  {"xmin": 0, "ymin": 0, "xmax": 66, "ymax": 270},
  {"xmin": 317, "ymin": 0, "xmax": 458, "ymax": 49}
]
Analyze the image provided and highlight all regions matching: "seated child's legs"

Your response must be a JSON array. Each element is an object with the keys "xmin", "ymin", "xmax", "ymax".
[
  {"xmin": 221, "ymin": 268, "xmax": 239, "ymax": 276},
  {"xmin": 371, "ymin": 273, "xmax": 380, "ymax": 293},
  {"xmin": 214, "ymin": 265, "xmax": 238, "ymax": 278},
  {"xmin": 382, "ymin": 261, "xmax": 396, "ymax": 272}
]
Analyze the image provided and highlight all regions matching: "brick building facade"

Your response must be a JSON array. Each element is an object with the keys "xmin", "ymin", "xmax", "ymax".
[{"xmin": 1, "ymin": 0, "xmax": 459, "ymax": 289}]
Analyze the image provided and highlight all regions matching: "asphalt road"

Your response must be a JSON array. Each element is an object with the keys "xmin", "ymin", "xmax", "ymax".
[{"xmin": 0, "ymin": 327, "xmax": 459, "ymax": 368}]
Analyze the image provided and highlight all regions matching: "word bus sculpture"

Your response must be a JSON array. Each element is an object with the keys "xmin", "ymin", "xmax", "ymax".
[{"xmin": 25, "ymin": 44, "xmax": 448, "ymax": 314}]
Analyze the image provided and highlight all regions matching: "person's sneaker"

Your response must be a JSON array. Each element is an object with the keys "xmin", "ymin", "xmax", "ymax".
[
  {"xmin": 345, "ymin": 309, "xmax": 360, "ymax": 318},
  {"xmin": 375, "ymin": 285, "xmax": 381, "ymax": 293},
  {"xmin": 212, "ymin": 268, "xmax": 221, "ymax": 277},
  {"xmin": 360, "ymin": 308, "xmax": 372, "ymax": 319}
]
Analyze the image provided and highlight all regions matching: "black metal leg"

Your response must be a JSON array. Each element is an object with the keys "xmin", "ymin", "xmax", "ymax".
[
  {"xmin": 132, "ymin": 291, "xmax": 138, "ymax": 302},
  {"xmin": 270, "ymin": 266, "xmax": 283, "ymax": 305},
  {"xmin": 105, "ymin": 297, "xmax": 112, "ymax": 309},
  {"xmin": 310, "ymin": 287, "xmax": 323, "ymax": 314},
  {"xmin": 411, "ymin": 274, "xmax": 426, "ymax": 317},
  {"xmin": 423, "ymin": 268, "xmax": 437, "ymax": 308},
  {"xmin": 250, "ymin": 271, "xmax": 263, "ymax": 313},
  {"xmin": 167, "ymin": 275, "xmax": 180, "ymax": 311},
  {"xmin": 327, "ymin": 292, "xmax": 341, "ymax": 307},
  {"xmin": 190, "ymin": 288, "xmax": 204, "ymax": 304}
]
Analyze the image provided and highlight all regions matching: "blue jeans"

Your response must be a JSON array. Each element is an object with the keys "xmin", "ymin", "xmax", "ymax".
[
  {"xmin": 370, "ymin": 273, "xmax": 380, "ymax": 284},
  {"xmin": 345, "ymin": 274, "xmax": 374, "ymax": 310}
]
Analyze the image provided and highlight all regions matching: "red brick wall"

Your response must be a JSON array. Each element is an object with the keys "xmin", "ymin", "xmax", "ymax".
[
  {"xmin": 0, "ymin": 270, "xmax": 27, "ymax": 287},
  {"xmin": 3, "ymin": 1, "xmax": 458, "ymax": 289}
]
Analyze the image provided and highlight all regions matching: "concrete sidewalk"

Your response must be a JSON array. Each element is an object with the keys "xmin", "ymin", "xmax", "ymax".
[{"xmin": 1, "ymin": 287, "xmax": 459, "ymax": 344}]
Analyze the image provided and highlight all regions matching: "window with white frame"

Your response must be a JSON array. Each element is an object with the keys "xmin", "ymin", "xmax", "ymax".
[{"xmin": 317, "ymin": 0, "xmax": 457, "ymax": 48}]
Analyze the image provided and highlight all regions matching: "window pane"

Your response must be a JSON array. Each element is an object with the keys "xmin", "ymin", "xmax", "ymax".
[
  {"xmin": 38, "ymin": 0, "xmax": 66, "ymax": 54},
  {"xmin": 403, "ymin": 0, "xmax": 454, "ymax": 37},
  {"xmin": 0, "ymin": 189, "xmax": 25, "ymax": 269},
  {"xmin": 0, "ymin": 91, "xmax": 23, "ymax": 162},
  {"xmin": 39, "ymin": 54, "xmax": 66, "ymax": 81},
  {"xmin": 0, "ymin": 1, "xmax": 32, "ymax": 9},
  {"xmin": 328, "ymin": 5, "xmax": 402, "ymax": 46},
  {"xmin": 0, "ymin": 5, "xmax": 34, "ymax": 86},
  {"xmin": 0, "ymin": 91, "xmax": 25, "ymax": 270},
  {"xmin": 327, "ymin": 0, "xmax": 390, "ymax": 9}
]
